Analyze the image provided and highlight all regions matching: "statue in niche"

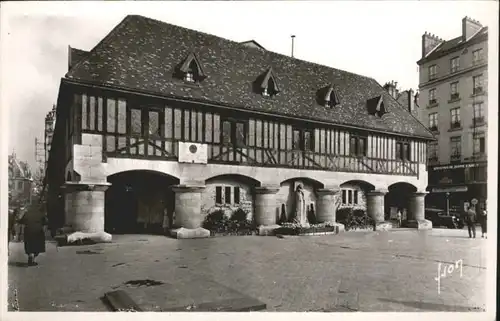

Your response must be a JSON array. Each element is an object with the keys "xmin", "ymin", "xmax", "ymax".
[{"xmin": 293, "ymin": 184, "xmax": 309, "ymax": 227}]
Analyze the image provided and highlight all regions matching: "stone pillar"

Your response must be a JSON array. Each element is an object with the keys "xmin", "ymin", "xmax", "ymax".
[
  {"xmin": 170, "ymin": 185, "xmax": 210, "ymax": 239},
  {"xmin": 316, "ymin": 188, "xmax": 345, "ymax": 233},
  {"xmin": 254, "ymin": 186, "xmax": 280, "ymax": 235},
  {"xmin": 366, "ymin": 190, "xmax": 392, "ymax": 231},
  {"xmin": 407, "ymin": 191, "xmax": 432, "ymax": 230},
  {"xmin": 61, "ymin": 181, "xmax": 111, "ymax": 233}
]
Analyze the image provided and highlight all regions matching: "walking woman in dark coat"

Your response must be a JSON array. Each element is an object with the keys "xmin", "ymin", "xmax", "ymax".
[{"xmin": 18, "ymin": 206, "xmax": 47, "ymax": 266}]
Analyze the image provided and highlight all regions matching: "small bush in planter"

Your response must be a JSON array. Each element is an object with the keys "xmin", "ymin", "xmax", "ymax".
[
  {"xmin": 353, "ymin": 209, "xmax": 366, "ymax": 217},
  {"xmin": 230, "ymin": 208, "xmax": 248, "ymax": 222},
  {"xmin": 203, "ymin": 209, "xmax": 230, "ymax": 233}
]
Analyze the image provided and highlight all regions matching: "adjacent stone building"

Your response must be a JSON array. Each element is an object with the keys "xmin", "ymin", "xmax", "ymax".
[
  {"xmin": 46, "ymin": 15, "xmax": 434, "ymax": 238},
  {"xmin": 8, "ymin": 152, "xmax": 33, "ymax": 207},
  {"xmin": 44, "ymin": 105, "xmax": 56, "ymax": 170},
  {"xmin": 417, "ymin": 17, "xmax": 488, "ymax": 212}
]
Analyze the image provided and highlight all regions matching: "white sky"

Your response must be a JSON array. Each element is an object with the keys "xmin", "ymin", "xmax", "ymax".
[{"xmin": 1, "ymin": 1, "xmax": 498, "ymax": 169}]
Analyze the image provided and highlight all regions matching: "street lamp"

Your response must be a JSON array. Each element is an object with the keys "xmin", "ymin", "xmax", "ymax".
[{"xmin": 446, "ymin": 192, "xmax": 450, "ymax": 215}]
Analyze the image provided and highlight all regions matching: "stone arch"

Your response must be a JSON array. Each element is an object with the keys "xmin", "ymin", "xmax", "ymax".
[
  {"xmin": 339, "ymin": 180, "xmax": 375, "ymax": 191},
  {"xmin": 203, "ymin": 174, "xmax": 261, "ymax": 221},
  {"xmin": 105, "ymin": 170, "xmax": 180, "ymax": 234},
  {"xmin": 280, "ymin": 177, "xmax": 325, "ymax": 189},
  {"xmin": 277, "ymin": 177, "xmax": 324, "ymax": 224},
  {"xmin": 205, "ymin": 174, "xmax": 261, "ymax": 187},
  {"xmin": 337, "ymin": 180, "xmax": 375, "ymax": 219},
  {"xmin": 385, "ymin": 182, "xmax": 418, "ymax": 221}
]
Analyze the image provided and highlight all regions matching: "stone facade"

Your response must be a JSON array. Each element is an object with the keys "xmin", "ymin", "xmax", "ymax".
[
  {"xmin": 60, "ymin": 133, "xmax": 430, "ymax": 237},
  {"xmin": 338, "ymin": 182, "xmax": 369, "ymax": 211},
  {"xmin": 201, "ymin": 176, "xmax": 254, "ymax": 221}
]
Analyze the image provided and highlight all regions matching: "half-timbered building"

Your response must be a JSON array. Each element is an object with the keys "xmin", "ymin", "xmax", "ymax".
[{"xmin": 47, "ymin": 15, "xmax": 435, "ymax": 238}]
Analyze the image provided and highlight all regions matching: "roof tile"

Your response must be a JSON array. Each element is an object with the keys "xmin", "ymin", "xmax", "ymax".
[{"xmin": 66, "ymin": 15, "xmax": 433, "ymax": 139}]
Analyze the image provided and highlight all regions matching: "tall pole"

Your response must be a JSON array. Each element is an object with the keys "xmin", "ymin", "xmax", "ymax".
[
  {"xmin": 446, "ymin": 192, "xmax": 450, "ymax": 215},
  {"xmin": 291, "ymin": 35, "xmax": 296, "ymax": 58}
]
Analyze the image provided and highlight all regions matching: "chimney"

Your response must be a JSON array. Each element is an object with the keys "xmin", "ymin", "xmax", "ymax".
[
  {"xmin": 408, "ymin": 89, "xmax": 415, "ymax": 112},
  {"xmin": 462, "ymin": 16, "xmax": 482, "ymax": 41},
  {"xmin": 383, "ymin": 80, "xmax": 399, "ymax": 99},
  {"xmin": 422, "ymin": 32, "xmax": 443, "ymax": 58},
  {"xmin": 291, "ymin": 35, "xmax": 296, "ymax": 58}
]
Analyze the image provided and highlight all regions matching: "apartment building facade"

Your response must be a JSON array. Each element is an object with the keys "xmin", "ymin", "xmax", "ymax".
[{"xmin": 417, "ymin": 17, "xmax": 488, "ymax": 211}]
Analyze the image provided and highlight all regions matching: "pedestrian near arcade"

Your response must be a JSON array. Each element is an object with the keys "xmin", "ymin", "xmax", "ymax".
[
  {"xmin": 479, "ymin": 208, "xmax": 487, "ymax": 238},
  {"xmin": 18, "ymin": 206, "xmax": 48, "ymax": 266},
  {"xmin": 464, "ymin": 205, "xmax": 476, "ymax": 239},
  {"xmin": 396, "ymin": 209, "xmax": 402, "ymax": 228}
]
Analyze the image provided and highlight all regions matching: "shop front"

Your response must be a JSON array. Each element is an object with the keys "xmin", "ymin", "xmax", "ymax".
[{"xmin": 426, "ymin": 161, "xmax": 487, "ymax": 212}]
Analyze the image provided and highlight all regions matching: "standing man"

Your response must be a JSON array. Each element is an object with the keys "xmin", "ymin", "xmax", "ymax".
[
  {"xmin": 479, "ymin": 208, "xmax": 487, "ymax": 239},
  {"xmin": 464, "ymin": 205, "xmax": 477, "ymax": 239},
  {"xmin": 396, "ymin": 209, "xmax": 402, "ymax": 228}
]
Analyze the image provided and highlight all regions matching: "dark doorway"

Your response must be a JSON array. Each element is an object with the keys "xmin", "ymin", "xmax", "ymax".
[
  {"xmin": 105, "ymin": 171, "xmax": 179, "ymax": 234},
  {"xmin": 385, "ymin": 182, "xmax": 417, "ymax": 221}
]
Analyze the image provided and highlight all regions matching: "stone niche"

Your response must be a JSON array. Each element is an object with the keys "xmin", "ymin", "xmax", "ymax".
[{"xmin": 276, "ymin": 179, "xmax": 319, "ymax": 223}]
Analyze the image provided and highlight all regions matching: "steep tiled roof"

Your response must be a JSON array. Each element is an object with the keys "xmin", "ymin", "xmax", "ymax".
[
  {"xmin": 68, "ymin": 47, "xmax": 89, "ymax": 71},
  {"xmin": 65, "ymin": 15, "xmax": 433, "ymax": 139},
  {"xmin": 419, "ymin": 27, "xmax": 488, "ymax": 63}
]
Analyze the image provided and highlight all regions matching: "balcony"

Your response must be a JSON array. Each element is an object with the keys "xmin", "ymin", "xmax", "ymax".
[
  {"xmin": 449, "ymin": 121, "xmax": 462, "ymax": 131},
  {"xmin": 472, "ymin": 59, "xmax": 485, "ymax": 66},
  {"xmin": 427, "ymin": 99, "xmax": 438, "ymax": 108},
  {"xmin": 472, "ymin": 116, "xmax": 485, "ymax": 126},
  {"xmin": 472, "ymin": 87, "xmax": 484, "ymax": 95},
  {"xmin": 428, "ymin": 125, "xmax": 439, "ymax": 133},
  {"xmin": 450, "ymin": 153, "xmax": 461, "ymax": 162},
  {"xmin": 448, "ymin": 93, "xmax": 460, "ymax": 103},
  {"xmin": 102, "ymin": 134, "xmax": 420, "ymax": 177}
]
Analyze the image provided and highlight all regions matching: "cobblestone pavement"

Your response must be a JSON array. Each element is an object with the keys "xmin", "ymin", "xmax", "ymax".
[{"xmin": 7, "ymin": 228, "xmax": 487, "ymax": 312}]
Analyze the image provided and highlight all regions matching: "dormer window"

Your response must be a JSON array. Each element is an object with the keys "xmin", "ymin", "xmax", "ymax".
[
  {"xmin": 324, "ymin": 84, "xmax": 340, "ymax": 107},
  {"xmin": 177, "ymin": 52, "xmax": 206, "ymax": 83},
  {"xmin": 254, "ymin": 67, "xmax": 280, "ymax": 97},
  {"xmin": 367, "ymin": 95, "xmax": 387, "ymax": 117}
]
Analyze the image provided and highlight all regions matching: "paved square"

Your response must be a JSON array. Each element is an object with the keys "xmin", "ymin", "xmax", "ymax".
[{"xmin": 7, "ymin": 228, "xmax": 486, "ymax": 312}]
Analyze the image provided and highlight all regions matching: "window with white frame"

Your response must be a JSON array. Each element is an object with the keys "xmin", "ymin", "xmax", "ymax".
[
  {"xmin": 341, "ymin": 189, "xmax": 359, "ymax": 206},
  {"xmin": 450, "ymin": 108, "xmax": 461, "ymax": 128},
  {"xmin": 472, "ymin": 48, "xmax": 484, "ymax": 65},
  {"xmin": 429, "ymin": 65, "xmax": 437, "ymax": 80},
  {"xmin": 473, "ymin": 74, "xmax": 484, "ymax": 94},
  {"xmin": 450, "ymin": 136, "xmax": 461, "ymax": 158},
  {"xmin": 215, "ymin": 186, "xmax": 241, "ymax": 205},
  {"xmin": 429, "ymin": 88, "xmax": 437, "ymax": 104},
  {"xmin": 429, "ymin": 112, "xmax": 438, "ymax": 130},
  {"xmin": 473, "ymin": 132, "xmax": 486, "ymax": 155},
  {"xmin": 428, "ymin": 142, "xmax": 438, "ymax": 160},
  {"xmin": 450, "ymin": 82, "xmax": 459, "ymax": 100},
  {"xmin": 473, "ymin": 102, "xmax": 484, "ymax": 124},
  {"xmin": 450, "ymin": 57, "xmax": 460, "ymax": 73}
]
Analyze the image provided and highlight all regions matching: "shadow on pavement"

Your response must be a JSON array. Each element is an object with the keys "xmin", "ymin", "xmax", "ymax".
[
  {"xmin": 8, "ymin": 261, "xmax": 29, "ymax": 268},
  {"xmin": 378, "ymin": 298, "xmax": 484, "ymax": 312}
]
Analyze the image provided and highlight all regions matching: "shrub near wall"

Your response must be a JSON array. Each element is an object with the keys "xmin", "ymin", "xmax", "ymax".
[
  {"xmin": 202, "ymin": 208, "xmax": 257, "ymax": 236},
  {"xmin": 337, "ymin": 208, "xmax": 374, "ymax": 231}
]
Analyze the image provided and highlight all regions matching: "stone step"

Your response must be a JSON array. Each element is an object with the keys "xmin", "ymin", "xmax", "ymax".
[
  {"xmin": 166, "ymin": 297, "xmax": 266, "ymax": 312},
  {"xmin": 102, "ymin": 290, "xmax": 143, "ymax": 312}
]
